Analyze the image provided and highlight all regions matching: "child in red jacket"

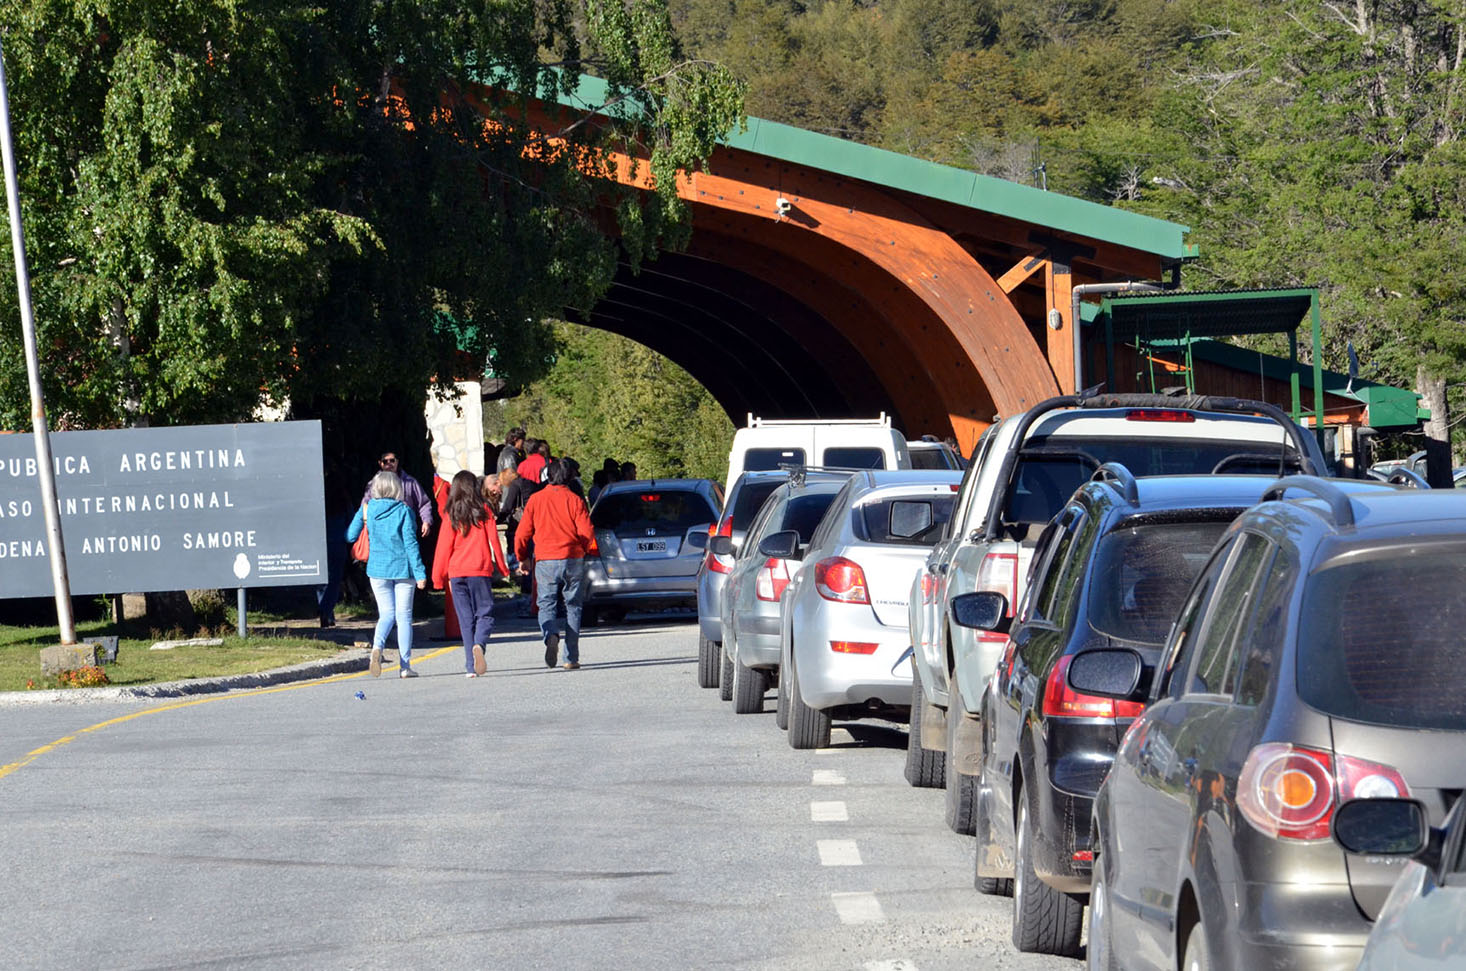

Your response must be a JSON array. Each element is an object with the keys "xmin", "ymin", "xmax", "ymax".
[{"xmin": 432, "ymin": 471, "xmax": 510, "ymax": 677}]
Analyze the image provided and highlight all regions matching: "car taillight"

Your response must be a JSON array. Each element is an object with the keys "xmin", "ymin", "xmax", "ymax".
[
  {"xmin": 1237, "ymin": 743, "xmax": 1410, "ymax": 842},
  {"xmin": 815, "ymin": 556, "xmax": 870, "ymax": 604},
  {"xmin": 1125, "ymin": 409, "xmax": 1195, "ymax": 423},
  {"xmin": 755, "ymin": 558, "xmax": 791, "ymax": 601},
  {"xmin": 919, "ymin": 572, "xmax": 935, "ymax": 604},
  {"xmin": 1042, "ymin": 654, "xmax": 1144, "ymax": 719},
  {"xmin": 705, "ymin": 517, "xmax": 734, "ymax": 575},
  {"xmin": 830, "ymin": 641, "xmax": 879, "ymax": 654},
  {"xmin": 974, "ymin": 552, "xmax": 1018, "ymax": 646}
]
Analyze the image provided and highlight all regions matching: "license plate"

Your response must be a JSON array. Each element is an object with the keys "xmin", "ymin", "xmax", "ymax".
[{"xmin": 635, "ymin": 540, "xmax": 667, "ymax": 553}]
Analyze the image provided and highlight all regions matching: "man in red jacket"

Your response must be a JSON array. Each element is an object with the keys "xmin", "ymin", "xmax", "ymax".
[{"xmin": 515, "ymin": 458, "xmax": 595, "ymax": 669}]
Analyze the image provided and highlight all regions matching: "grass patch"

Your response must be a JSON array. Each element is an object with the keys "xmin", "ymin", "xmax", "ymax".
[{"xmin": 0, "ymin": 621, "xmax": 346, "ymax": 693}]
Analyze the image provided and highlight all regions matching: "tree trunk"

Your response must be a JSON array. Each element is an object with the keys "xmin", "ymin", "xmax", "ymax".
[{"xmin": 1417, "ymin": 365, "xmax": 1453, "ymax": 487}]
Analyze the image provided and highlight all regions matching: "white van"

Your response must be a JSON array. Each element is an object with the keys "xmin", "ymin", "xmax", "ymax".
[{"xmin": 724, "ymin": 414, "xmax": 912, "ymax": 485}]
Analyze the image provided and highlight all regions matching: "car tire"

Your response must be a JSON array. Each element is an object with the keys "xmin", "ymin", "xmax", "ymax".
[
  {"xmin": 1012, "ymin": 793, "xmax": 1084, "ymax": 956},
  {"xmin": 944, "ymin": 702, "xmax": 978, "ymax": 835},
  {"xmin": 697, "ymin": 636, "xmax": 721, "ymax": 689},
  {"xmin": 732, "ymin": 656, "xmax": 767, "ymax": 714},
  {"xmin": 904, "ymin": 665, "xmax": 945, "ymax": 788},
  {"xmin": 1180, "ymin": 918, "xmax": 1208, "ymax": 971},
  {"xmin": 787, "ymin": 657, "xmax": 832, "ymax": 750},
  {"xmin": 719, "ymin": 648, "xmax": 734, "ymax": 702},
  {"xmin": 1087, "ymin": 847, "xmax": 1114, "ymax": 971}
]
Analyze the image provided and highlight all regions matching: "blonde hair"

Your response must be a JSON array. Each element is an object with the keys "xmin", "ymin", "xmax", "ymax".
[{"xmin": 370, "ymin": 470, "xmax": 403, "ymax": 501}]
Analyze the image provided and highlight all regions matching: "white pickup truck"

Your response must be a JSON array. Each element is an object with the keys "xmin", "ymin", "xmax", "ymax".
[{"xmin": 903, "ymin": 392, "xmax": 1329, "ymax": 834}]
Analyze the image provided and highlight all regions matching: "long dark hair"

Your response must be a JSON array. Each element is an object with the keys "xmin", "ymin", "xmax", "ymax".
[{"xmin": 446, "ymin": 470, "xmax": 488, "ymax": 536}]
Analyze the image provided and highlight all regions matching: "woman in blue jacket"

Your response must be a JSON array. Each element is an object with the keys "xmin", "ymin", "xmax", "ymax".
[{"xmin": 347, "ymin": 471, "xmax": 428, "ymax": 678}]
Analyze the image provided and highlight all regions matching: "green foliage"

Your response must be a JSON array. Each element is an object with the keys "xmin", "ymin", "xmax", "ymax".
[
  {"xmin": 0, "ymin": 0, "xmax": 744, "ymax": 432},
  {"xmin": 494, "ymin": 321, "xmax": 734, "ymax": 482}
]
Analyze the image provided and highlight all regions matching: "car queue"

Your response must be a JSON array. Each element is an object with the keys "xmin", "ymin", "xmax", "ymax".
[{"xmin": 656, "ymin": 400, "xmax": 1466, "ymax": 971}]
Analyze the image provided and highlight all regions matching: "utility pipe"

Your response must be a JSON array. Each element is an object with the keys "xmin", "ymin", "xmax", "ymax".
[{"xmin": 1071, "ymin": 281, "xmax": 1163, "ymax": 392}]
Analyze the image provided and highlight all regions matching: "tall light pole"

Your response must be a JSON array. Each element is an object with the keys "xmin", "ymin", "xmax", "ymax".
[{"xmin": 0, "ymin": 36, "xmax": 76, "ymax": 643}]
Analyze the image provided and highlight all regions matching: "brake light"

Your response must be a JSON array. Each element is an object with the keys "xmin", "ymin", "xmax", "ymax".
[
  {"xmin": 641, "ymin": 494, "xmax": 661, "ymax": 501},
  {"xmin": 919, "ymin": 572, "xmax": 935, "ymax": 604},
  {"xmin": 1125, "ymin": 409, "xmax": 1195, "ymax": 423},
  {"xmin": 705, "ymin": 517, "xmax": 734, "ymax": 575},
  {"xmin": 1237, "ymin": 743, "xmax": 1410, "ymax": 842},
  {"xmin": 974, "ymin": 552, "xmax": 1018, "ymax": 646},
  {"xmin": 1042, "ymin": 654, "xmax": 1145, "ymax": 719},
  {"xmin": 755, "ymin": 557, "xmax": 791, "ymax": 601},
  {"xmin": 830, "ymin": 641, "xmax": 879, "ymax": 654},
  {"xmin": 815, "ymin": 556, "xmax": 870, "ymax": 604}
]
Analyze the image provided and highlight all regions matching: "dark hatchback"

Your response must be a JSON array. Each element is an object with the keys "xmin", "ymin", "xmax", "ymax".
[
  {"xmin": 955, "ymin": 467, "xmax": 1282, "ymax": 956},
  {"xmin": 1081, "ymin": 476, "xmax": 1463, "ymax": 971}
]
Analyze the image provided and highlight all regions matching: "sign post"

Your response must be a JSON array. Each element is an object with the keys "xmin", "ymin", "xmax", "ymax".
[{"xmin": 0, "ymin": 38, "xmax": 75, "ymax": 642}]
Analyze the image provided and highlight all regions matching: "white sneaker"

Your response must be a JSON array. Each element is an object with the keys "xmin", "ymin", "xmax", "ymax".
[{"xmin": 369, "ymin": 647, "xmax": 382, "ymax": 678}]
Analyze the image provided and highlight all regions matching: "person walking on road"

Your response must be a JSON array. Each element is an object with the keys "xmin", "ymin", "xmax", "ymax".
[
  {"xmin": 497, "ymin": 428, "xmax": 526, "ymax": 475},
  {"xmin": 362, "ymin": 451, "xmax": 434, "ymax": 538},
  {"xmin": 348, "ymin": 471, "xmax": 429, "ymax": 678},
  {"xmin": 514, "ymin": 458, "xmax": 595, "ymax": 670},
  {"xmin": 433, "ymin": 470, "xmax": 510, "ymax": 678}
]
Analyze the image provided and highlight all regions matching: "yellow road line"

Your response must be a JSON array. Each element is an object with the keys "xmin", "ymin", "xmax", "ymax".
[{"xmin": 0, "ymin": 644, "xmax": 459, "ymax": 781}]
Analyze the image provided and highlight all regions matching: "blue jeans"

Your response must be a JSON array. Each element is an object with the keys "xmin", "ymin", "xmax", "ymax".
[
  {"xmin": 369, "ymin": 576, "xmax": 416, "ymax": 667},
  {"xmin": 449, "ymin": 576, "xmax": 496, "ymax": 671},
  {"xmin": 535, "ymin": 558, "xmax": 585, "ymax": 664}
]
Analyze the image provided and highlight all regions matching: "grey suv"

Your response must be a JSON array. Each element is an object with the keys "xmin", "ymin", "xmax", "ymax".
[{"xmin": 1079, "ymin": 476, "xmax": 1463, "ymax": 971}]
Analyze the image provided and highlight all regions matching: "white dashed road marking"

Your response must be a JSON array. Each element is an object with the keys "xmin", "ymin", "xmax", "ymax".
[
  {"xmin": 812, "ymin": 769, "xmax": 846, "ymax": 786},
  {"xmin": 818, "ymin": 839, "xmax": 863, "ymax": 866},
  {"xmin": 810, "ymin": 800, "xmax": 849, "ymax": 822},
  {"xmin": 831, "ymin": 891, "xmax": 885, "ymax": 924}
]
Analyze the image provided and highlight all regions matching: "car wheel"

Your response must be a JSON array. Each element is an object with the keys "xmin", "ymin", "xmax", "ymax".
[
  {"xmin": 1087, "ymin": 847, "xmax": 1114, "ymax": 971},
  {"xmin": 731, "ymin": 656, "xmax": 767, "ymax": 714},
  {"xmin": 787, "ymin": 657, "xmax": 832, "ymax": 750},
  {"xmin": 944, "ymin": 702, "xmax": 977, "ymax": 835},
  {"xmin": 697, "ymin": 636, "xmax": 721, "ymax": 689},
  {"xmin": 719, "ymin": 648, "xmax": 734, "ymax": 702},
  {"xmin": 1180, "ymin": 917, "xmax": 1209, "ymax": 971},
  {"xmin": 601, "ymin": 606, "xmax": 627, "ymax": 625},
  {"xmin": 582, "ymin": 605, "xmax": 600, "ymax": 627},
  {"xmin": 1012, "ymin": 793, "xmax": 1084, "ymax": 956},
  {"xmin": 904, "ymin": 665, "xmax": 945, "ymax": 788}
]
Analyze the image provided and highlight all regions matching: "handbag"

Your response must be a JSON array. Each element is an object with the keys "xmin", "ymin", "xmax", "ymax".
[{"xmin": 351, "ymin": 504, "xmax": 370, "ymax": 563}]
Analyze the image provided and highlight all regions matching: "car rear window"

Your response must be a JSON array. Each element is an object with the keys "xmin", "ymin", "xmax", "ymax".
[
  {"xmin": 1088, "ymin": 520, "xmax": 1232, "ymax": 645},
  {"xmin": 858, "ymin": 495, "xmax": 956, "ymax": 546},
  {"xmin": 591, "ymin": 490, "xmax": 717, "ymax": 537},
  {"xmin": 909, "ymin": 448, "xmax": 950, "ymax": 470},
  {"xmin": 822, "ymin": 447, "xmax": 885, "ymax": 469},
  {"xmin": 1005, "ymin": 436, "xmax": 1300, "ymax": 525},
  {"xmin": 1297, "ymin": 545, "xmax": 1466, "ymax": 730},
  {"xmin": 743, "ymin": 447, "xmax": 805, "ymax": 472},
  {"xmin": 780, "ymin": 492, "xmax": 841, "ymax": 542},
  {"xmin": 730, "ymin": 479, "xmax": 782, "ymax": 530}
]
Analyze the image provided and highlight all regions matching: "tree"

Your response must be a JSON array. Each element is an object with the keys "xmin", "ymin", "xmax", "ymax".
[{"xmin": 0, "ymin": 0, "xmax": 744, "ymax": 444}]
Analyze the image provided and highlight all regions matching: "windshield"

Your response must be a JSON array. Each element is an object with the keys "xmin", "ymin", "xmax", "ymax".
[
  {"xmin": 1297, "ymin": 544, "xmax": 1466, "ymax": 730},
  {"xmin": 1088, "ymin": 520, "xmax": 1231, "ymax": 645},
  {"xmin": 1005, "ymin": 436, "xmax": 1299, "ymax": 526},
  {"xmin": 591, "ymin": 490, "xmax": 716, "ymax": 537}
]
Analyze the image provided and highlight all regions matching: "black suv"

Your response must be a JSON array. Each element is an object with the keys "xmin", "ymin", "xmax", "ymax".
[
  {"xmin": 953, "ymin": 465, "xmax": 1283, "ymax": 956},
  {"xmin": 1078, "ymin": 476, "xmax": 1464, "ymax": 971}
]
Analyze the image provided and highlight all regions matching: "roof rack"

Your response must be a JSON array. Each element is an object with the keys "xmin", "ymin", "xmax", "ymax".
[
  {"xmin": 780, "ymin": 464, "xmax": 867, "ymax": 487},
  {"xmin": 1092, "ymin": 463, "xmax": 1140, "ymax": 506},
  {"xmin": 1260, "ymin": 475, "xmax": 1356, "ymax": 527},
  {"xmin": 748, "ymin": 413, "xmax": 891, "ymax": 428}
]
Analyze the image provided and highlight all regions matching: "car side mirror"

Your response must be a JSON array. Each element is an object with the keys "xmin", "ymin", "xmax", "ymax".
[
  {"xmin": 950, "ymin": 592, "xmax": 1009, "ymax": 632},
  {"xmin": 757, "ymin": 530, "xmax": 800, "ymax": 560},
  {"xmin": 685, "ymin": 529, "xmax": 710, "ymax": 551},
  {"xmin": 1332, "ymin": 798, "xmax": 1437, "ymax": 866},
  {"xmin": 708, "ymin": 535, "xmax": 734, "ymax": 556},
  {"xmin": 1066, "ymin": 649, "xmax": 1149, "ymax": 701}
]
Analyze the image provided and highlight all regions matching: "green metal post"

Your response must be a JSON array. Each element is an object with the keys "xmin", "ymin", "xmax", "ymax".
[
  {"xmin": 1288, "ymin": 332, "xmax": 1300, "ymax": 420},
  {"xmin": 1311, "ymin": 293, "xmax": 1325, "ymax": 449}
]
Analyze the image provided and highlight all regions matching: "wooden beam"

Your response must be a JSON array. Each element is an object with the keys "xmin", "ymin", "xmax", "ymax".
[{"xmin": 995, "ymin": 254, "xmax": 1047, "ymax": 294}]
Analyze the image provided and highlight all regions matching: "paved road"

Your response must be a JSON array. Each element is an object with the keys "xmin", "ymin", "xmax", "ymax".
[{"xmin": 0, "ymin": 614, "xmax": 1080, "ymax": 971}]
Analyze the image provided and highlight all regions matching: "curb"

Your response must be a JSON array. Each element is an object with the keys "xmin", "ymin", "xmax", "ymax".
[{"xmin": 0, "ymin": 651, "xmax": 370, "ymax": 707}]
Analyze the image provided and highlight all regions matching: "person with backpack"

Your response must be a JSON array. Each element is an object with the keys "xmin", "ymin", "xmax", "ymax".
[
  {"xmin": 347, "ymin": 470, "xmax": 428, "ymax": 678},
  {"xmin": 432, "ymin": 470, "xmax": 510, "ymax": 678},
  {"xmin": 499, "ymin": 467, "xmax": 541, "ymax": 615}
]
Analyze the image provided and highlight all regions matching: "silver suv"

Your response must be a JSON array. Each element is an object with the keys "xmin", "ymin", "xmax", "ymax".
[{"xmin": 905, "ymin": 392, "xmax": 1328, "ymax": 836}]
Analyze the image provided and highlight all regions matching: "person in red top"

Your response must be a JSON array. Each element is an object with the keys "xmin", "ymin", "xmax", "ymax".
[
  {"xmin": 517, "ymin": 438, "xmax": 549, "ymax": 485},
  {"xmin": 432, "ymin": 470, "xmax": 510, "ymax": 678},
  {"xmin": 515, "ymin": 458, "xmax": 595, "ymax": 670}
]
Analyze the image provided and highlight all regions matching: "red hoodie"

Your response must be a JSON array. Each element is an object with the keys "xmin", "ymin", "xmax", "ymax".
[
  {"xmin": 515, "ymin": 484, "xmax": 593, "ymax": 561},
  {"xmin": 432, "ymin": 507, "xmax": 510, "ymax": 588}
]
